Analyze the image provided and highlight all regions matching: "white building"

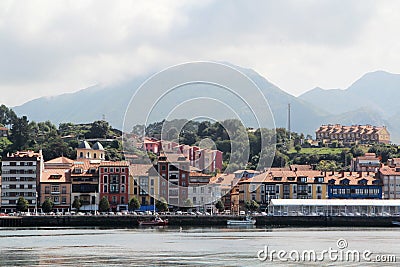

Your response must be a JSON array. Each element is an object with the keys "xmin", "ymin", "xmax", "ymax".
[
  {"xmin": 1, "ymin": 150, "xmax": 43, "ymax": 212},
  {"xmin": 188, "ymin": 172, "xmax": 221, "ymax": 212}
]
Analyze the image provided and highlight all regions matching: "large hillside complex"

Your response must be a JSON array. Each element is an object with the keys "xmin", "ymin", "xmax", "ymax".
[{"xmin": 316, "ymin": 124, "xmax": 390, "ymax": 145}]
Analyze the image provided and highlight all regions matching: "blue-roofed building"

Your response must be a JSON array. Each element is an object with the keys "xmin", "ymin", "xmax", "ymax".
[{"xmin": 327, "ymin": 171, "xmax": 383, "ymax": 199}]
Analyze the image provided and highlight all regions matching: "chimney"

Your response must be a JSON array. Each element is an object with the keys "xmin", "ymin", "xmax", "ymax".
[
  {"xmin": 341, "ymin": 171, "xmax": 345, "ymax": 178},
  {"xmin": 358, "ymin": 172, "xmax": 362, "ymax": 178}
]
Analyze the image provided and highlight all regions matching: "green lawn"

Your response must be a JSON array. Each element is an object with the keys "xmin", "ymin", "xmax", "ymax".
[{"xmin": 288, "ymin": 147, "xmax": 344, "ymax": 155}]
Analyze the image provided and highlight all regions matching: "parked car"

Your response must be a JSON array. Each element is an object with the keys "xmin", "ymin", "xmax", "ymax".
[{"xmin": 239, "ymin": 211, "xmax": 246, "ymax": 216}]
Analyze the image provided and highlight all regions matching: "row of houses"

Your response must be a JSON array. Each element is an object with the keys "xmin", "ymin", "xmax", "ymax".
[
  {"xmin": 0, "ymin": 140, "xmax": 220, "ymax": 213},
  {"xmin": 2, "ymin": 142, "xmax": 400, "ymax": 213},
  {"xmin": 315, "ymin": 124, "xmax": 391, "ymax": 145}
]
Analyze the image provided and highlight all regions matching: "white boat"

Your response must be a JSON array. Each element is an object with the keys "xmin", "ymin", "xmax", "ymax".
[
  {"xmin": 392, "ymin": 221, "xmax": 400, "ymax": 226},
  {"xmin": 227, "ymin": 216, "xmax": 256, "ymax": 226}
]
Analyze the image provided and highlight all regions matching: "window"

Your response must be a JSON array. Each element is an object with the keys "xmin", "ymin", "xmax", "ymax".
[
  {"xmin": 110, "ymin": 184, "xmax": 119, "ymax": 193},
  {"xmin": 94, "ymin": 153, "xmax": 97, "ymax": 159},
  {"xmin": 150, "ymin": 179, "xmax": 154, "ymax": 186},
  {"xmin": 121, "ymin": 175, "xmax": 126, "ymax": 184},
  {"xmin": 112, "ymin": 196, "xmax": 117, "ymax": 204},
  {"xmin": 104, "ymin": 168, "xmax": 108, "ymax": 173},
  {"xmin": 116, "ymin": 168, "xmax": 120, "ymax": 173},
  {"xmin": 193, "ymin": 187, "xmax": 196, "ymax": 193},
  {"xmin": 111, "ymin": 175, "xmax": 119, "ymax": 184},
  {"xmin": 104, "ymin": 175, "xmax": 108, "ymax": 184},
  {"xmin": 52, "ymin": 185, "xmax": 60, "ymax": 193},
  {"xmin": 121, "ymin": 196, "xmax": 125, "ymax": 204},
  {"xmin": 161, "ymin": 165, "xmax": 166, "ymax": 171},
  {"xmin": 121, "ymin": 185, "xmax": 125, "ymax": 193},
  {"xmin": 61, "ymin": 197, "xmax": 67, "ymax": 204},
  {"xmin": 62, "ymin": 186, "xmax": 67, "ymax": 194},
  {"xmin": 103, "ymin": 185, "xmax": 108, "ymax": 193},
  {"xmin": 110, "ymin": 168, "xmax": 114, "ymax": 173},
  {"xmin": 53, "ymin": 196, "xmax": 59, "ymax": 203},
  {"xmin": 45, "ymin": 186, "xmax": 50, "ymax": 194}
]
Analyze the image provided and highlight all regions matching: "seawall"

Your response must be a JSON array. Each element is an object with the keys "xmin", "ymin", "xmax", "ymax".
[{"xmin": 1, "ymin": 215, "xmax": 399, "ymax": 228}]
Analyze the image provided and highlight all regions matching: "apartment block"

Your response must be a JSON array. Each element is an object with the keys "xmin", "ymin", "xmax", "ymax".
[
  {"xmin": 1, "ymin": 150, "xmax": 43, "ymax": 212},
  {"xmin": 157, "ymin": 152, "xmax": 190, "ymax": 208},
  {"xmin": 130, "ymin": 164, "xmax": 159, "ymax": 207},
  {"xmin": 99, "ymin": 161, "xmax": 130, "ymax": 211},
  {"xmin": 40, "ymin": 156, "xmax": 73, "ymax": 211},
  {"xmin": 316, "ymin": 124, "xmax": 390, "ymax": 145}
]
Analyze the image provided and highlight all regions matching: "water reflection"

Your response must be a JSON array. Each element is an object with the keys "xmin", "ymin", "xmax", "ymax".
[{"xmin": 0, "ymin": 227, "xmax": 399, "ymax": 266}]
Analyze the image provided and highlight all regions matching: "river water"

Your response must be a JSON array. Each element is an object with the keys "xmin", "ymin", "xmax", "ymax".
[{"xmin": 0, "ymin": 226, "xmax": 399, "ymax": 266}]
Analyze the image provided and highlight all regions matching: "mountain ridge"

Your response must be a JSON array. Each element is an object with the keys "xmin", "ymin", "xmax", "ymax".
[{"xmin": 10, "ymin": 65, "xmax": 400, "ymax": 142}]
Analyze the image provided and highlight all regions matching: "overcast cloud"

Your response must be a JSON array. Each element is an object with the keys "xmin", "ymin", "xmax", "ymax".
[{"xmin": 0, "ymin": 0, "xmax": 399, "ymax": 106}]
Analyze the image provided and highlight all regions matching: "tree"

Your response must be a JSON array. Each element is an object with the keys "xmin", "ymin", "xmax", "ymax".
[
  {"xmin": 42, "ymin": 198, "xmax": 54, "ymax": 213},
  {"xmin": 0, "ymin": 137, "xmax": 12, "ymax": 156},
  {"xmin": 215, "ymin": 200, "xmax": 225, "ymax": 213},
  {"xmin": 87, "ymin": 120, "xmax": 110, "ymax": 139},
  {"xmin": 294, "ymin": 145, "xmax": 302, "ymax": 153},
  {"xmin": 10, "ymin": 116, "xmax": 31, "ymax": 150},
  {"xmin": 155, "ymin": 197, "xmax": 168, "ymax": 212},
  {"xmin": 128, "ymin": 197, "xmax": 140, "ymax": 211},
  {"xmin": 179, "ymin": 131, "xmax": 197, "ymax": 146},
  {"xmin": 316, "ymin": 160, "xmax": 339, "ymax": 172},
  {"xmin": 98, "ymin": 196, "xmax": 110, "ymax": 212},
  {"xmin": 245, "ymin": 200, "xmax": 259, "ymax": 212},
  {"xmin": 16, "ymin": 196, "xmax": 29, "ymax": 212},
  {"xmin": 0, "ymin": 104, "xmax": 17, "ymax": 126},
  {"xmin": 183, "ymin": 198, "xmax": 193, "ymax": 208},
  {"xmin": 72, "ymin": 198, "xmax": 82, "ymax": 211}
]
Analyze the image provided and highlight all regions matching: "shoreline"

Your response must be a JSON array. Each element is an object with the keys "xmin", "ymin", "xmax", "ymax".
[{"xmin": 1, "ymin": 215, "xmax": 399, "ymax": 228}]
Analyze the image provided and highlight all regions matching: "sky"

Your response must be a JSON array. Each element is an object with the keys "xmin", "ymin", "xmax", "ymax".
[{"xmin": 1, "ymin": 0, "xmax": 400, "ymax": 107}]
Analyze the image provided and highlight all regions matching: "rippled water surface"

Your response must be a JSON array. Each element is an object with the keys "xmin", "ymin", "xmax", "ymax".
[{"xmin": 0, "ymin": 227, "xmax": 399, "ymax": 266}]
